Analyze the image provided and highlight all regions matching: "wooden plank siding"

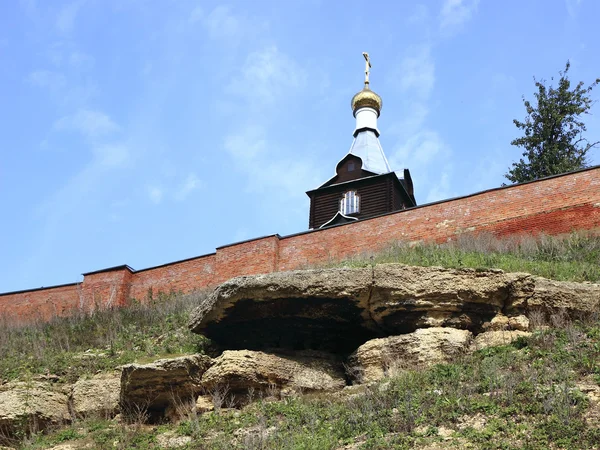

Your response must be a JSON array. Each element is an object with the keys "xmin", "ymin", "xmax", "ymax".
[{"xmin": 307, "ymin": 172, "xmax": 413, "ymax": 229}]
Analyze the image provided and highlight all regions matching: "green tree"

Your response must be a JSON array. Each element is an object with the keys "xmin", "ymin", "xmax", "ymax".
[{"xmin": 505, "ymin": 61, "xmax": 600, "ymax": 184}]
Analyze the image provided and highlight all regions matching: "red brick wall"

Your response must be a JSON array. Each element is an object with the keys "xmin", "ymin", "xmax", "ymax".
[
  {"xmin": 79, "ymin": 268, "xmax": 134, "ymax": 311},
  {"xmin": 128, "ymin": 254, "xmax": 216, "ymax": 300},
  {"xmin": 0, "ymin": 283, "xmax": 81, "ymax": 325},
  {"xmin": 2, "ymin": 167, "xmax": 599, "ymax": 324},
  {"xmin": 215, "ymin": 235, "xmax": 280, "ymax": 284}
]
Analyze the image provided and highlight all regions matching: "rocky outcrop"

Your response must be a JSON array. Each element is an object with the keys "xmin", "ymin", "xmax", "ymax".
[
  {"xmin": 189, "ymin": 265, "xmax": 537, "ymax": 353},
  {"xmin": 71, "ymin": 372, "xmax": 121, "ymax": 419},
  {"xmin": 0, "ymin": 382, "xmax": 70, "ymax": 437},
  {"xmin": 189, "ymin": 264, "xmax": 600, "ymax": 354},
  {"xmin": 526, "ymin": 277, "xmax": 600, "ymax": 314},
  {"xmin": 120, "ymin": 354, "xmax": 213, "ymax": 420},
  {"xmin": 347, "ymin": 328, "xmax": 473, "ymax": 383},
  {"xmin": 201, "ymin": 350, "xmax": 346, "ymax": 401},
  {"xmin": 368, "ymin": 265, "xmax": 533, "ymax": 332},
  {"xmin": 190, "ymin": 268, "xmax": 374, "ymax": 353}
]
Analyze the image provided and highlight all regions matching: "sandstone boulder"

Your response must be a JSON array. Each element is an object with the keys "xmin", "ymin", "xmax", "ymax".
[
  {"xmin": 472, "ymin": 330, "xmax": 531, "ymax": 350},
  {"xmin": 195, "ymin": 395, "xmax": 214, "ymax": 414},
  {"xmin": 155, "ymin": 432, "xmax": 192, "ymax": 449},
  {"xmin": 526, "ymin": 277, "xmax": 600, "ymax": 314},
  {"xmin": 71, "ymin": 372, "xmax": 120, "ymax": 419},
  {"xmin": 120, "ymin": 354, "xmax": 213, "ymax": 421},
  {"xmin": 201, "ymin": 350, "xmax": 346, "ymax": 402},
  {"xmin": 484, "ymin": 313, "xmax": 530, "ymax": 332},
  {"xmin": 0, "ymin": 382, "xmax": 70, "ymax": 438},
  {"xmin": 347, "ymin": 328, "xmax": 473, "ymax": 383},
  {"xmin": 368, "ymin": 265, "xmax": 533, "ymax": 332}
]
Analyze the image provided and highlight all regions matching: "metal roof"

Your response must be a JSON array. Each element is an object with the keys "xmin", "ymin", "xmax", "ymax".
[{"xmin": 348, "ymin": 129, "xmax": 391, "ymax": 175}]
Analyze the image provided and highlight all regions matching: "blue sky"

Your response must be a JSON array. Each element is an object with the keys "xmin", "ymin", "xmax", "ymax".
[{"xmin": 1, "ymin": 0, "xmax": 599, "ymax": 293}]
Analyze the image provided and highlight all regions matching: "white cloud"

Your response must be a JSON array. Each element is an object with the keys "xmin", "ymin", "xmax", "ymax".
[
  {"xmin": 54, "ymin": 109, "xmax": 119, "ymax": 137},
  {"xmin": 439, "ymin": 0, "xmax": 479, "ymax": 36},
  {"xmin": 228, "ymin": 46, "xmax": 307, "ymax": 106},
  {"xmin": 27, "ymin": 70, "xmax": 66, "ymax": 91},
  {"xmin": 28, "ymin": 70, "xmax": 98, "ymax": 106},
  {"xmin": 19, "ymin": 0, "xmax": 37, "ymax": 16},
  {"xmin": 391, "ymin": 130, "xmax": 449, "ymax": 169},
  {"xmin": 391, "ymin": 102, "xmax": 429, "ymax": 136},
  {"xmin": 175, "ymin": 173, "xmax": 202, "ymax": 201},
  {"xmin": 195, "ymin": 5, "xmax": 241, "ymax": 40},
  {"xmin": 189, "ymin": 6, "xmax": 203, "ymax": 23},
  {"xmin": 56, "ymin": 0, "xmax": 87, "ymax": 33},
  {"xmin": 565, "ymin": 0, "xmax": 582, "ymax": 18},
  {"xmin": 224, "ymin": 124, "xmax": 267, "ymax": 159},
  {"xmin": 147, "ymin": 186, "xmax": 163, "ymax": 204},
  {"xmin": 397, "ymin": 45, "xmax": 435, "ymax": 99},
  {"xmin": 408, "ymin": 4, "xmax": 429, "ymax": 24},
  {"xmin": 69, "ymin": 51, "xmax": 95, "ymax": 71},
  {"xmin": 190, "ymin": 4, "xmax": 265, "ymax": 43},
  {"xmin": 223, "ymin": 124, "xmax": 320, "ymax": 197},
  {"xmin": 424, "ymin": 168, "xmax": 453, "ymax": 203},
  {"xmin": 93, "ymin": 143, "xmax": 129, "ymax": 167}
]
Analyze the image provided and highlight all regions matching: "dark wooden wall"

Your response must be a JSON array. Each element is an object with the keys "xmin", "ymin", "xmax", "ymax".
[{"xmin": 308, "ymin": 173, "xmax": 411, "ymax": 229}]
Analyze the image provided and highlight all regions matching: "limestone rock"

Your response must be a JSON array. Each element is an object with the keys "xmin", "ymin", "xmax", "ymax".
[
  {"xmin": 527, "ymin": 277, "xmax": 600, "ymax": 314},
  {"xmin": 347, "ymin": 328, "xmax": 473, "ymax": 383},
  {"xmin": 190, "ymin": 267, "xmax": 374, "ymax": 353},
  {"xmin": 156, "ymin": 432, "xmax": 192, "ymax": 449},
  {"xmin": 472, "ymin": 331, "xmax": 531, "ymax": 350},
  {"xmin": 486, "ymin": 314, "xmax": 510, "ymax": 330},
  {"xmin": 233, "ymin": 425, "xmax": 277, "ymax": 447},
  {"xmin": 71, "ymin": 372, "xmax": 120, "ymax": 419},
  {"xmin": 120, "ymin": 354, "xmax": 213, "ymax": 420},
  {"xmin": 508, "ymin": 315, "xmax": 529, "ymax": 331},
  {"xmin": 0, "ymin": 382, "xmax": 70, "ymax": 437},
  {"xmin": 195, "ymin": 395, "xmax": 214, "ymax": 414},
  {"xmin": 201, "ymin": 350, "xmax": 346, "ymax": 401},
  {"xmin": 44, "ymin": 443, "xmax": 94, "ymax": 450},
  {"xmin": 485, "ymin": 314, "xmax": 529, "ymax": 332},
  {"xmin": 369, "ymin": 266, "xmax": 533, "ymax": 332},
  {"xmin": 189, "ymin": 264, "xmax": 599, "ymax": 355},
  {"xmin": 189, "ymin": 264, "xmax": 535, "ymax": 353}
]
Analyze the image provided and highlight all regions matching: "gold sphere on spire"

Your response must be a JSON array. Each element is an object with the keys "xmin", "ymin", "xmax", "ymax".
[{"xmin": 351, "ymin": 86, "xmax": 382, "ymax": 117}]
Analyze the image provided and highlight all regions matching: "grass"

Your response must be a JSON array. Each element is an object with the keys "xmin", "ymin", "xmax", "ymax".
[
  {"xmin": 0, "ymin": 289, "xmax": 211, "ymax": 383},
  {"xmin": 2, "ymin": 231, "xmax": 600, "ymax": 448},
  {"xmin": 17, "ymin": 315, "xmax": 600, "ymax": 449},
  {"xmin": 330, "ymin": 231, "xmax": 600, "ymax": 282}
]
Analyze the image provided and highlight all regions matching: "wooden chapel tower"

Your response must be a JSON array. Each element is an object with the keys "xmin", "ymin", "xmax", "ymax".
[{"xmin": 306, "ymin": 53, "xmax": 416, "ymax": 229}]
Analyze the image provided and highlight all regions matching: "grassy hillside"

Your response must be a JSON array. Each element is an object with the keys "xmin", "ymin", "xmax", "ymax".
[
  {"xmin": 0, "ymin": 291, "xmax": 211, "ymax": 384},
  {"xmin": 331, "ymin": 232, "xmax": 600, "ymax": 283},
  {"xmin": 1, "ymin": 231, "xmax": 599, "ymax": 449},
  {"xmin": 16, "ymin": 317, "xmax": 600, "ymax": 449}
]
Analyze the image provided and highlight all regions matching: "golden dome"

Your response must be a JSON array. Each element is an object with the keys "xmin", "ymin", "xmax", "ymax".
[{"xmin": 351, "ymin": 85, "xmax": 382, "ymax": 117}]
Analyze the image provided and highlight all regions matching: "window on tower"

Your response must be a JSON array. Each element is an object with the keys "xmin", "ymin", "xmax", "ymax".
[{"xmin": 340, "ymin": 191, "xmax": 360, "ymax": 215}]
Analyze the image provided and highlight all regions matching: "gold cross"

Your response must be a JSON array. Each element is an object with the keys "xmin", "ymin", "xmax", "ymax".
[{"xmin": 362, "ymin": 52, "xmax": 371, "ymax": 86}]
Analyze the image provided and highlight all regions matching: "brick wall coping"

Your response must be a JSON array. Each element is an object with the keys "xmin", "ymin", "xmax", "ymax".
[
  {"xmin": 133, "ymin": 252, "xmax": 217, "ymax": 273},
  {"xmin": 82, "ymin": 264, "xmax": 135, "ymax": 276},
  {"xmin": 0, "ymin": 282, "xmax": 80, "ymax": 297}
]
